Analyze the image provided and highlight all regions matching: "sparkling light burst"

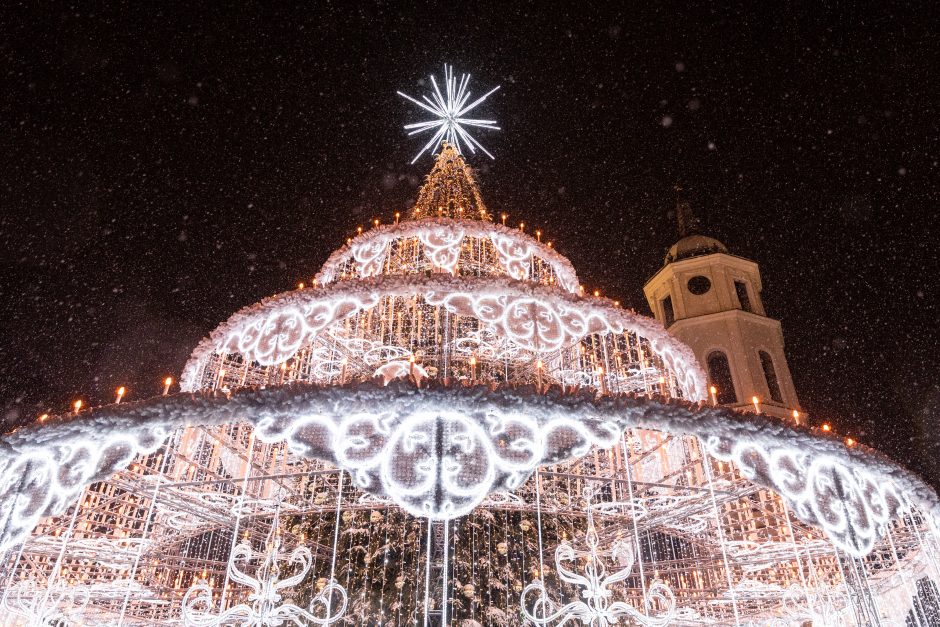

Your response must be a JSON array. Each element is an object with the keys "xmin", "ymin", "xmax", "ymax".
[{"xmin": 398, "ymin": 64, "xmax": 500, "ymax": 163}]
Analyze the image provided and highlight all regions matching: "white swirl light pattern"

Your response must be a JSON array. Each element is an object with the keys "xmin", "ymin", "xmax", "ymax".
[
  {"xmin": 1, "ymin": 384, "xmax": 937, "ymax": 558},
  {"xmin": 180, "ymin": 274, "xmax": 705, "ymax": 400},
  {"xmin": 257, "ymin": 408, "xmax": 624, "ymax": 520},
  {"xmin": 315, "ymin": 218, "xmax": 580, "ymax": 293},
  {"xmin": 1, "ymin": 579, "xmax": 90, "ymax": 626},
  {"xmin": 182, "ymin": 536, "xmax": 347, "ymax": 626},
  {"xmin": 703, "ymin": 436, "xmax": 909, "ymax": 556},
  {"xmin": 0, "ymin": 425, "xmax": 171, "ymax": 556},
  {"xmin": 521, "ymin": 508, "xmax": 676, "ymax": 626}
]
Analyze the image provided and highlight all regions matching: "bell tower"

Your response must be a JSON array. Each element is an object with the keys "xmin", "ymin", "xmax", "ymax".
[{"xmin": 643, "ymin": 189, "xmax": 801, "ymax": 421}]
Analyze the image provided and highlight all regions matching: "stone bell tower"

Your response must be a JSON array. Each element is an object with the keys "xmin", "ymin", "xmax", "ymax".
[{"xmin": 643, "ymin": 188, "xmax": 801, "ymax": 421}]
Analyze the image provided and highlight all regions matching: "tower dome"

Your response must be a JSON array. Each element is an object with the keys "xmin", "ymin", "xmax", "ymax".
[{"xmin": 664, "ymin": 233, "xmax": 728, "ymax": 264}]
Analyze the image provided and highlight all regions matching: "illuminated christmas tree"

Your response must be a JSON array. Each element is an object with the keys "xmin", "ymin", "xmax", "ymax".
[{"xmin": 1, "ymin": 66, "xmax": 939, "ymax": 627}]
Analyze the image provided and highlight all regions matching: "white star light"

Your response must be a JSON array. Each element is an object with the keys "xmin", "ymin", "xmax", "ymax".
[{"xmin": 398, "ymin": 64, "xmax": 500, "ymax": 163}]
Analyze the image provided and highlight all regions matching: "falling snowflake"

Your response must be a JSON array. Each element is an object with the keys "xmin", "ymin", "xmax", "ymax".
[{"xmin": 398, "ymin": 64, "xmax": 500, "ymax": 163}]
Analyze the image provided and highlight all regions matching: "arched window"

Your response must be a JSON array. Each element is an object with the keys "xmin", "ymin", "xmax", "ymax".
[
  {"xmin": 759, "ymin": 350, "xmax": 783, "ymax": 403},
  {"xmin": 707, "ymin": 351, "xmax": 737, "ymax": 404}
]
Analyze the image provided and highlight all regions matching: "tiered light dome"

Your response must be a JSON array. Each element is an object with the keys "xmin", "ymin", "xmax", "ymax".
[
  {"xmin": 181, "ymin": 144, "xmax": 703, "ymax": 404},
  {"xmin": 1, "ymin": 145, "xmax": 939, "ymax": 626}
]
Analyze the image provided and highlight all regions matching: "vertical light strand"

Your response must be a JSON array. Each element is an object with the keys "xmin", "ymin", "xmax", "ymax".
[
  {"xmin": 621, "ymin": 433, "xmax": 650, "ymax": 612},
  {"xmin": 38, "ymin": 485, "xmax": 85, "ymax": 615},
  {"xmin": 830, "ymin": 544, "xmax": 864, "ymax": 625},
  {"xmin": 117, "ymin": 433, "xmax": 177, "ymax": 626},
  {"xmin": 885, "ymin": 521, "xmax": 926, "ymax": 627},
  {"xmin": 219, "ymin": 429, "xmax": 256, "ymax": 610},
  {"xmin": 780, "ymin": 500, "xmax": 813, "ymax": 618},
  {"xmin": 422, "ymin": 520, "xmax": 433, "ymax": 627},
  {"xmin": 699, "ymin": 442, "xmax": 741, "ymax": 626},
  {"xmin": 326, "ymin": 469, "xmax": 345, "ymax": 621},
  {"xmin": 534, "ymin": 470, "xmax": 547, "ymax": 602},
  {"xmin": 441, "ymin": 519, "xmax": 450, "ymax": 627}
]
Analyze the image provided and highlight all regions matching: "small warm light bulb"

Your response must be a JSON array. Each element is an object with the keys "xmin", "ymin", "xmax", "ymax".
[
  {"xmin": 39, "ymin": 413, "xmax": 49, "ymax": 423},
  {"xmin": 821, "ymin": 423, "xmax": 832, "ymax": 432},
  {"xmin": 501, "ymin": 213, "xmax": 507, "ymax": 225},
  {"xmin": 469, "ymin": 356, "xmax": 477, "ymax": 366},
  {"xmin": 593, "ymin": 290, "xmax": 600, "ymax": 297},
  {"xmin": 116, "ymin": 386, "xmax": 126, "ymax": 403},
  {"xmin": 845, "ymin": 437, "xmax": 855, "ymax": 447},
  {"xmin": 792, "ymin": 409, "xmax": 800, "ymax": 423},
  {"xmin": 519, "ymin": 222, "xmax": 525, "ymax": 231},
  {"xmin": 752, "ymin": 395, "xmax": 761, "ymax": 413},
  {"xmin": 163, "ymin": 377, "xmax": 173, "ymax": 395},
  {"xmin": 395, "ymin": 212, "xmax": 400, "ymax": 223},
  {"xmin": 73, "ymin": 400, "xmax": 82, "ymax": 414},
  {"xmin": 709, "ymin": 385, "xmax": 718, "ymax": 406},
  {"xmin": 357, "ymin": 226, "xmax": 363, "ymax": 234},
  {"xmin": 536, "ymin": 230, "xmax": 541, "ymax": 242},
  {"xmin": 374, "ymin": 219, "xmax": 380, "ymax": 227}
]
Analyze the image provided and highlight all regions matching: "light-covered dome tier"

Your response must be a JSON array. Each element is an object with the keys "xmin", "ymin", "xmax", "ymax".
[
  {"xmin": 314, "ymin": 218, "xmax": 580, "ymax": 293},
  {"xmin": 3, "ymin": 384, "xmax": 939, "ymax": 625}
]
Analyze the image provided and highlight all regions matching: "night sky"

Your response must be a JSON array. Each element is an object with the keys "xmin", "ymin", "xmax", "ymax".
[{"xmin": 2, "ymin": 4, "xmax": 937, "ymax": 483}]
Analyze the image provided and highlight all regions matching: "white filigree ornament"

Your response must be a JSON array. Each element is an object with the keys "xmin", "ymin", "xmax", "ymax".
[
  {"xmin": 181, "ymin": 535, "xmax": 347, "ymax": 626},
  {"xmin": 521, "ymin": 507, "xmax": 676, "ymax": 626},
  {"xmin": 1, "ymin": 578, "xmax": 90, "ymax": 626}
]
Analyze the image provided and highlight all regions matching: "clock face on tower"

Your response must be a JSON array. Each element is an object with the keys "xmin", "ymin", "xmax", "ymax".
[{"xmin": 687, "ymin": 275, "xmax": 712, "ymax": 295}]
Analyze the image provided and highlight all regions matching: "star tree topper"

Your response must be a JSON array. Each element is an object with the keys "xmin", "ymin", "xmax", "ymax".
[{"xmin": 398, "ymin": 64, "xmax": 500, "ymax": 163}]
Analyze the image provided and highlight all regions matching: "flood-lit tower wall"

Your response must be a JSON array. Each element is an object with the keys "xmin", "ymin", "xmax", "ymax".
[{"xmin": 644, "ymin": 231, "xmax": 801, "ymax": 420}]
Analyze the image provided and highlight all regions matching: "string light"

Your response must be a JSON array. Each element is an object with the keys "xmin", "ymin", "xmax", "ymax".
[
  {"xmin": 116, "ymin": 386, "xmax": 126, "ymax": 404},
  {"xmin": 752, "ymin": 395, "xmax": 761, "ymax": 413},
  {"xmin": 73, "ymin": 399, "xmax": 82, "ymax": 414},
  {"xmin": 163, "ymin": 377, "xmax": 173, "ymax": 396},
  {"xmin": 821, "ymin": 423, "xmax": 832, "ymax": 432}
]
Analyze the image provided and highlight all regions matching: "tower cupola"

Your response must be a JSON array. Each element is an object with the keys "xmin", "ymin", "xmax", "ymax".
[{"xmin": 643, "ymin": 189, "xmax": 801, "ymax": 420}]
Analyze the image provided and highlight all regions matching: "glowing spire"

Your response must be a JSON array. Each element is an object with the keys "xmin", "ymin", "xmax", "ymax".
[{"xmin": 409, "ymin": 143, "xmax": 491, "ymax": 221}]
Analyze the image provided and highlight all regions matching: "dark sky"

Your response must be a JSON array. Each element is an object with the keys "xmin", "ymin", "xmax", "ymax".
[{"xmin": 2, "ymin": 3, "xmax": 937, "ymax": 481}]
